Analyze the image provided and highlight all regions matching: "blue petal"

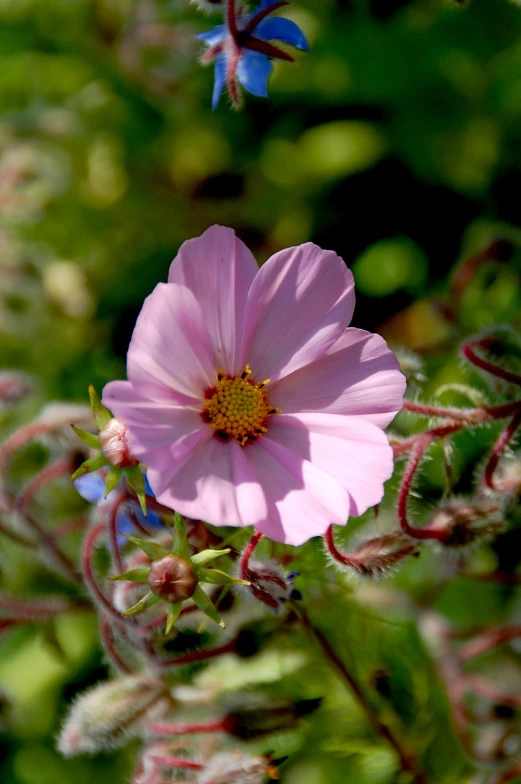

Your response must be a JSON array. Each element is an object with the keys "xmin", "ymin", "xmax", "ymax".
[
  {"xmin": 237, "ymin": 51, "xmax": 273, "ymax": 98},
  {"xmin": 254, "ymin": 17, "xmax": 309, "ymax": 50},
  {"xmin": 143, "ymin": 474, "xmax": 155, "ymax": 497},
  {"xmin": 212, "ymin": 54, "xmax": 227, "ymax": 110},
  {"xmin": 196, "ymin": 25, "xmax": 226, "ymax": 46},
  {"xmin": 74, "ymin": 472, "xmax": 105, "ymax": 504}
]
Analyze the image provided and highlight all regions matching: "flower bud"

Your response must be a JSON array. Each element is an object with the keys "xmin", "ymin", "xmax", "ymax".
[
  {"xmin": 148, "ymin": 554, "xmax": 198, "ymax": 603},
  {"xmin": 243, "ymin": 559, "xmax": 291, "ymax": 610},
  {"xmin": 197, "ymin": 751, "xmax": 267, "ymax": 784},
  {"xmin": 0, "ymin": 372, "xmax": 32, "ymax": 405},
  {"xmin": 350, "ymin": 531, "xmax": 417, "ymax": 577},
  {"xmin": 428, "ymin": 499, "xmax": 504, "ymax": 548},
  {"xmin": 58, "ymin": 675, "xmax": 168, "ymax": 755},
  {"xmin": 99, "ymin": 417, "xmax": 139, "ymax": 468}
]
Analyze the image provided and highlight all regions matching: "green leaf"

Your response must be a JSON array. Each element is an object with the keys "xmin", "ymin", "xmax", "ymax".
[
  {"xmin": 172, "ymin": 513, "xmax": 189, "ymax": 558},
  {"xmin": 123, "ymin": 535, "xmax": 166, "ymax": 561},
  {"xmin": 109, "ymin": 568, "xmax": 150, "ymax": 583},
  {"xmin": 89, "ymin": 384, "xmax": 113, "ymax": 429},
  {"xmin": 199, "ymin": 568, "xmax": 250, "ymax": 586},
  {"xmin": 165, "ymin": 602, "xmax": 183, "ymax": 635},
  {"xmin": 71, "ymin": 453, "xmax": 108, "ymax": 481},
  {"xmin": 125, "ymin": 466, "xmax": 147, "ymax": 516},
  {"xmin": 104, "ymin": 465, "xmax": 123, "ymax": 497},
  {"xmin": 191, "ymin": 548, "xmax": 231, "ymax": 567},
  {"xmin": 191, "ymin": 585, "xmax": 225, "ymax": 628},
  {"xmin": 123, "ymin": 591, "xmax": 160, "ymax": 616},
  {"xmin": 70, "ymin": 425, "xmax": 100, "ymax": 449}
]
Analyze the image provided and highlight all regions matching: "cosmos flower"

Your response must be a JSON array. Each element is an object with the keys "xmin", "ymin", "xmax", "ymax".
[
  {"xmin": 103, "ymin": 226, "xmax": 406, "ymax": 546},
  {"xmin": 197, "ymin": 0, "xmax": 309, "ymax": 109}
]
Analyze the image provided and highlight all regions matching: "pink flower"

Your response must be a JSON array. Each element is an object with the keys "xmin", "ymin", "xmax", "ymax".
[{"xmin": 103, "ymin": 226, "xmax": 406, "ymax": 546}]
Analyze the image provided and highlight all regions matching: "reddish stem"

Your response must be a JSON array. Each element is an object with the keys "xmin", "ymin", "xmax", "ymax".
[
  {"xmin": 147, "ymin": 755, "xmax": 204, "ymax": 771},
  {"xmin": 483, "ymin": 410, "xmax": 521, "ymax": 491},
  {"xmin": 403, "ymin": 400, "xmax": 474, "ymax": 422},
  {"xmin": 149, "ymin": 720, "xmax": 226, "ymax": 736},
  {"xmin": 51, "ymin": 516, "xmax": 86, "ymax": 538},
  {"xmin": 226, "ymin": 0, "xmax": 239, "ymax": 40},
  {"xmin": 16, "ymin": 456, "xmax": 74, "ymax": 510},
  {"xmin": 459, "ymin": 625, "xmax": 521, "ymax": 662},
  {"xmin": 157, "ymin": 639, "xmax": 236, "ymax": 669},
  {"xmin": 240, "ymin": 530, "xmax": 263, "ymax": 579},
  {"xmin": 242, "ymin": 35, "xmax": 295, "ymax": 62},
  {"xmin": 108, "ymin": 491, "xmax": 126, "ymax": 573},
  {"xmin": 100, "ymin": 617, "xmax": 133, "ymax": 674},
  {"xmin": 462, "ymin": 338, "xmax": 521, "ymax": 387},
  {"xmin": 464, "ymin": 675, "xmax": 521, "ymax": 709},
  {"xmin": 245, "ymin": 1, "xmax": 288, "ymax": 32},
  {"xmin": 397, "ymin": 437, "xmax": 449, "ymax": 541},
  {"xmin": 325, "ymin": 525, "xmax": 367, "ymax": 571},
  {"xmin": 82, "ymin": 520, "xmax": 125, "ymax": 623}
]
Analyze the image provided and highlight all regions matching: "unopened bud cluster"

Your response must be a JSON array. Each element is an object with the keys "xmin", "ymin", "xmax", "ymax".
[
  {"xmin": 58, "ymin": 676, "xmax": 168, "ymax": 755},
  {"xmin": 427, "ymin": 499, "xmax": 504, "ymax": 548},
  {"xmin": 99, "ymin": 417, "xmax": 138, "ymax": 468}
]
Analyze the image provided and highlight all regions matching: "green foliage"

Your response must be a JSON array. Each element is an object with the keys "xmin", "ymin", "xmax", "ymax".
[{"xmin": 2, "ymin": 0, "xmax": 521, "ymax": 783}]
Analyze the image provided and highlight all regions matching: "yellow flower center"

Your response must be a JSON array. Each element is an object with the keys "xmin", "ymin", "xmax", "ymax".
[{"xmin": 202, "ymin": 365, "xmax": 280, "ymax": 446}]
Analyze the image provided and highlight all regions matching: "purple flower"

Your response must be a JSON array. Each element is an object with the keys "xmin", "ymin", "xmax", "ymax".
[
  {"xmin": 74, "ymin": 471, "xmax": 163, "ymax": 542},
  {"xmin": 197, "ymin": 0, "xmax": 309, "ymax": 109}
]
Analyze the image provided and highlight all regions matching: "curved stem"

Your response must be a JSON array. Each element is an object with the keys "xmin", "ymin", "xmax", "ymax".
[
  {"xmin": 397, "ymin": 438, "xmax": 449, "ymax": 542},
  {"xmin": 100, "ymin": 617, "xmax": 133, "ymax": 674},
  {"xmin": 483, "ymin": 410, "xmax": 521, "ymax": 490},
  {"xmin": 462, "ymin": 338, "xmax": 521, "ymax": 387}
]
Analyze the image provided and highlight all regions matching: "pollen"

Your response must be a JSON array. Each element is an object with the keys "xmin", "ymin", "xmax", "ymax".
[{"xmin": 202, "ymin": 365, "xmax": 280, "ymax": 446}]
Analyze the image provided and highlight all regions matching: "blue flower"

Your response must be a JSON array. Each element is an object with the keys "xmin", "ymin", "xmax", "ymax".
[
  {"xmin": 197, "ymin": 0, "xmax": 308, "ymax": 109},
  {"xmin": 74, "ymin": 471, "xmax": 163, "ymax": 542}
]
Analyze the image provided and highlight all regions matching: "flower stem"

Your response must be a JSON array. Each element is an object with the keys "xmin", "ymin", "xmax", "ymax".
[
  {"xmin": 462, "ymin": 337, "xmax": 521, "ymax": 387},
  {"xmin": 483, "ymin": 410, "xmax": 521, "ymax": 490},
  {"xmin": 149, "ymin": 720, "xmax": 226, "ymax": 736},
  {"xmin": 157, "ymin": 639, "xmax": 236, "ymax": 669},
  {"xmin": 147, "ymin": 754, "xmax": 204, "ymax": 771},
  {"xmin": 240, "ymin": 530, "xmax": 263, "ymax": 579},
  {"xmin": 397, "ymin": 438, "xmax": 449, "ymax": 542},
  {"xmin": 100, "ymin": 617, "xmax": 133, "ymax": 674},
  {"xmin": 297, "ymin": 607, "xmax": 428, "ymax": 783},
  {"xmin": 459, "ymin": 625, "xmax": 521, "ymax": 662}
]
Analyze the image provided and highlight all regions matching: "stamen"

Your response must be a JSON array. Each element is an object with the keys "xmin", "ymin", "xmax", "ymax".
[{"xmin": 201, "ymin": 366, "xmax": 280, "ymax": 446}]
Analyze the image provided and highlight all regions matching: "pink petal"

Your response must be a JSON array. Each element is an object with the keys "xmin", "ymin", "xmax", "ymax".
[
  {"xmin": 151, "ymin": 438, "xmax": 267, "ymax": 527},
  {"xmin": 246, "ymin": 438, "xmax": 350, "ymax": 546},
  {"xmin": 266, "ymin": 412, "xmax": 394, "ymax": 518},
  {"xmin": 270, "ymin": 328, "xmax": 406, "ymax": 428},
  {"xmin": 126, "ymin": 282, "xmax": 216, "ymax": 399},
  {"xmin": 168, "ymin": 225, "xmax": 259, "ymax": 376},
  {"xmin": 241, "ymin": 243, "xmax": 355, "ymax": 383},
  {"xmin": 102, "ymin": 380, "xmax": 202, "ymax": 457}
]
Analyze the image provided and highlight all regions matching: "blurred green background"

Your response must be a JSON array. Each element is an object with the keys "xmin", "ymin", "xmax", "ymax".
[{"xmin": 3, "ymin": 0, "xmax": 521, "ymax": 782}]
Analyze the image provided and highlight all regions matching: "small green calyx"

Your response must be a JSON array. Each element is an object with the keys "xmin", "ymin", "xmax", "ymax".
[{"xmin": 115, "ymin": 515, "xmax": 249, "ymax": 633}]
